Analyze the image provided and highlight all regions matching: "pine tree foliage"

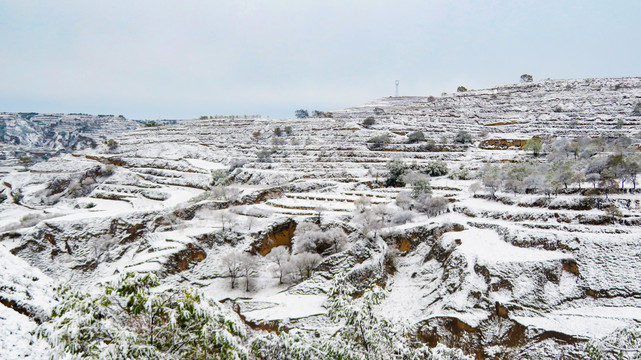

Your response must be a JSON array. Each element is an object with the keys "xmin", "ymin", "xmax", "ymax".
[
  {"xmin": 584, "ymin": 326, "xmax": 641, "ymax": 360},
  {"xmin": 38, "ymin": 272, "xmax": 248, "ymax": 360}
]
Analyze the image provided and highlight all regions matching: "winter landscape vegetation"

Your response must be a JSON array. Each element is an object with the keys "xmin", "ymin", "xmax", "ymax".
[{"xmin": 0, "ymin": 76, "xmax": 640, "ymax": 359}]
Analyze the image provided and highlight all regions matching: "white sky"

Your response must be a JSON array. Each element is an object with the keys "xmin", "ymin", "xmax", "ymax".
[{"xmin": 0, "ymin": 0, "xmax": 639, "ymax": 119}]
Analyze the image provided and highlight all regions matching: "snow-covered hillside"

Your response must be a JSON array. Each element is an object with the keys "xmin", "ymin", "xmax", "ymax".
[{"xmin": 1, "ymin": 77, "xmax": 641, "ymax": 359}]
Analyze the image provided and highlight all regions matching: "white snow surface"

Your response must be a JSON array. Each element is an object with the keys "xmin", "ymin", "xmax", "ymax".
[{"xmin": 441, "ymin": 229, "xmax": 569, "ymax": 264}]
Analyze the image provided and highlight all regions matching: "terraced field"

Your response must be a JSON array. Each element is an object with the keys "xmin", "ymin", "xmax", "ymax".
[{"xmin": 2, "ymin": 77, "xmax": 641, "ymax": 359}]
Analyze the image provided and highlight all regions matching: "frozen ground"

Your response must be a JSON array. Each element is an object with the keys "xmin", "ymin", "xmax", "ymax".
[{"xmin": 1, "ymin": 77, "xmax": 641, "ymax": 359}]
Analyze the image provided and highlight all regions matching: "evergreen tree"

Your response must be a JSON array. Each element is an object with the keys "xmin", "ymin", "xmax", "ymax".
[{"xmin": 38, "ymin": 272, "xmax": 248, "ymax": 360}]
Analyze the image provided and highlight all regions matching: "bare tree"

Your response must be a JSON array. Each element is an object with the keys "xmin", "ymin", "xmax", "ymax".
[
  {"xmin": 222, "ymin": 250, "xmax": 243, "ymax": 289},
  {"xmin": 267, "ymin": 246, "xmax": 290, "ymax": 284},
  {"xmin": 239, "ymin": 252, "xmax": 258, "ymax": 292},
  {"xmin": 290, "ymin": 252, "xmax": 322, "ymax": 281}
]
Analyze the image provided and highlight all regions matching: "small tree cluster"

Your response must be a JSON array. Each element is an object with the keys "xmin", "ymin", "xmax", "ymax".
[
  {"xmin": 480, "ymin": 145, "xmax": 641, "ymax": 198},
  {"xmin": 223, "ymin": 249, "xmax": 258, "ymax": 291},
  {"xmin": 385, "ymin": 160, "xmax": 448, "ymax": 187},
  {"xmin": 265, "ymin": 245, "xmax": 323, "ymax": 284},
  {"xmin": 311, "ymin": 110, "xmax": 332, "ymax": 118},
  {"xmin": 457, "ymin": 86, "xmax": 468, "ymax": 92}
]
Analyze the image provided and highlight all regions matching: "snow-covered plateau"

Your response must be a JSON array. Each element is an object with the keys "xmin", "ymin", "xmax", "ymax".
[{"xmin": 2, "ymin": 77, "xmax": 641, "ymax": 359}]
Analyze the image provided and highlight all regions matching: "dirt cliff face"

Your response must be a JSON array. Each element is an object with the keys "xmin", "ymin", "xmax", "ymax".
[{"xmin": 253, "ymin": 219, "xmax": 297, "ymax": 256}]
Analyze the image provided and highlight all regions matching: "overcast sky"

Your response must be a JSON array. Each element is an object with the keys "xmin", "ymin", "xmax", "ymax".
[{"xmin": 0, "ymin": 1, "xmax": 639, "ymax": 119}]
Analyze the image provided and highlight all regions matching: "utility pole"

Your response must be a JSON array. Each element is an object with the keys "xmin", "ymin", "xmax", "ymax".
[{"xmin": 395, "ymin": 80, "xmax": 399, "ymax": 97}]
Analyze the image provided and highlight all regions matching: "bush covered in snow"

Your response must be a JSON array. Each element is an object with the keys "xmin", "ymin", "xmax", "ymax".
[
  {"xmin": 38, "ymin": 272, "xmax": 248, "ymax": 359},
  {"xmin": 584, "ymin": 326, "xmax": 641, "ymax": 360}
]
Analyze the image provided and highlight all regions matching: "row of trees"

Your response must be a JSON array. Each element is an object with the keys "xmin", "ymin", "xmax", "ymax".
[
  {"xmin": 40, "ymin": 272, "xmax": 472, "ymax": 360},
  {"xmin": 294, "ymin": 109, "xmax": 333, "ymax": 119},
  {"xmin": 459, "ymin": 75, "xmax": 533, "ymax": 93},
  {"xmin": 481, "ymin": 136, "xmax": 641, "ymax": 197},
  {"xmin": 481, "ymin": 154, "xmax": 641, "ymax": 198}
]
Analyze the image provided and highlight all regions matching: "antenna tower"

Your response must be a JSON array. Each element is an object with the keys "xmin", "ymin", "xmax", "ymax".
[{"xmin": 395, "ymin": 80, "xmax": 399, "ymax": 97}]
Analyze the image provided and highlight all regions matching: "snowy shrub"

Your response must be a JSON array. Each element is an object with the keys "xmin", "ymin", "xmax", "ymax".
[
  {"xmin": 469, "ymin": 182, "xmax": 482, "ymax": 195},
  {"xmin": 211, "ymin": 168, "xmax": 231, "ymax": 186},
  {"xmin": 604, "ymin": 205, "xmax": 623, "ymax": 218},
  {"xmin": 102, "ymin": 165, "xmax": 114, "ymax": 176},
  {"xmin": 19, "ymin": 213, "xmax": 55, "ymax": 227},
  {"xmin": 0, "ymin": 192, "xmax": 6, "ymax": 203},
  {"xmin": 424, "ymin": 160, "xmax": 448, "ymax": 177},
  {"xmin": 284, "ymin": 125, "xmax": 293, "ymax": 135},
  {"xmin": 584, "ymin": 326, "xmax": 641, "ymax": 360},
  {"xmin": 271, "ymin": 137, "xmax": 286, "ymax": 146},
  {"xmin": 373, "ymin": 107, "xmax": 385, "ymax": 115},
  {"xmin": 414, "ymin": 195, "xmax": 449, "ymax": 217},
  {"xmin": 354, "ymin": 196, "xmax": 372, "ymax": 213},
  {"xmin": 229, "ymin": 159, "xmax": 246, "ymax": 171},
  {"xmin": 362, "ymin": 117, "xmax": 376, "ymax": 127},
  {"xmin": 256, "ymin": 149, "xmax": 273, "ymax": 162},
  {"xmin": 386, "ymin": 160, "xmax": 409, "ymax": 187},
  {"xmin": 633, "ymin": 102, "xmax": 641, "ymax": 116},
  {"xmin": 457, "ymin": 86, "xmax": 468, "ymax": 92},
  {"xmin": 392, "ymin": 210, "xmax": 414, "ymax": 225},
  {"xmin": 395, "ymin": 191, "xmax": 414, "ymax": 210},
  {"xmin": 400, "ymin": 171, "xmax": 432, "ymax": 198},
  {"xmin": 273, "ymin": 127, "xmax": 282, "ymax": 137},
  {"xmin": 11, "ymin": 189, "xmax": 23, "ymax": 204},
  {"xmin": 449, "ymin": 166, "xmax": 472, "ymax": 180},
  {"xmin": 454, "ymin": 130, "xmax": 472, "ymax": 144},
  {"xmin": 38, "ymin": 272, "xmax": 248, "ymax": 360},
  {"xmin": 367, "ymin": 134, "xmax": 390, "ymax": 150},
  {"xmin": 407, "ymin": 131, "xmax": 425, "ymax": 143},
  {"xmin": 189, "ymin": 186, "xmax": 239, "ymax": 203},
  {"xmin": 106, "ymin": 138, "xmax": 118, "ymax": 150},
  {"xmin": 523, "ymin": 137, "xmax": 543, "ymax": 156},
  {"xmin": 481, "ymin": 164, "xmax": 502, "ymax": 197}
]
